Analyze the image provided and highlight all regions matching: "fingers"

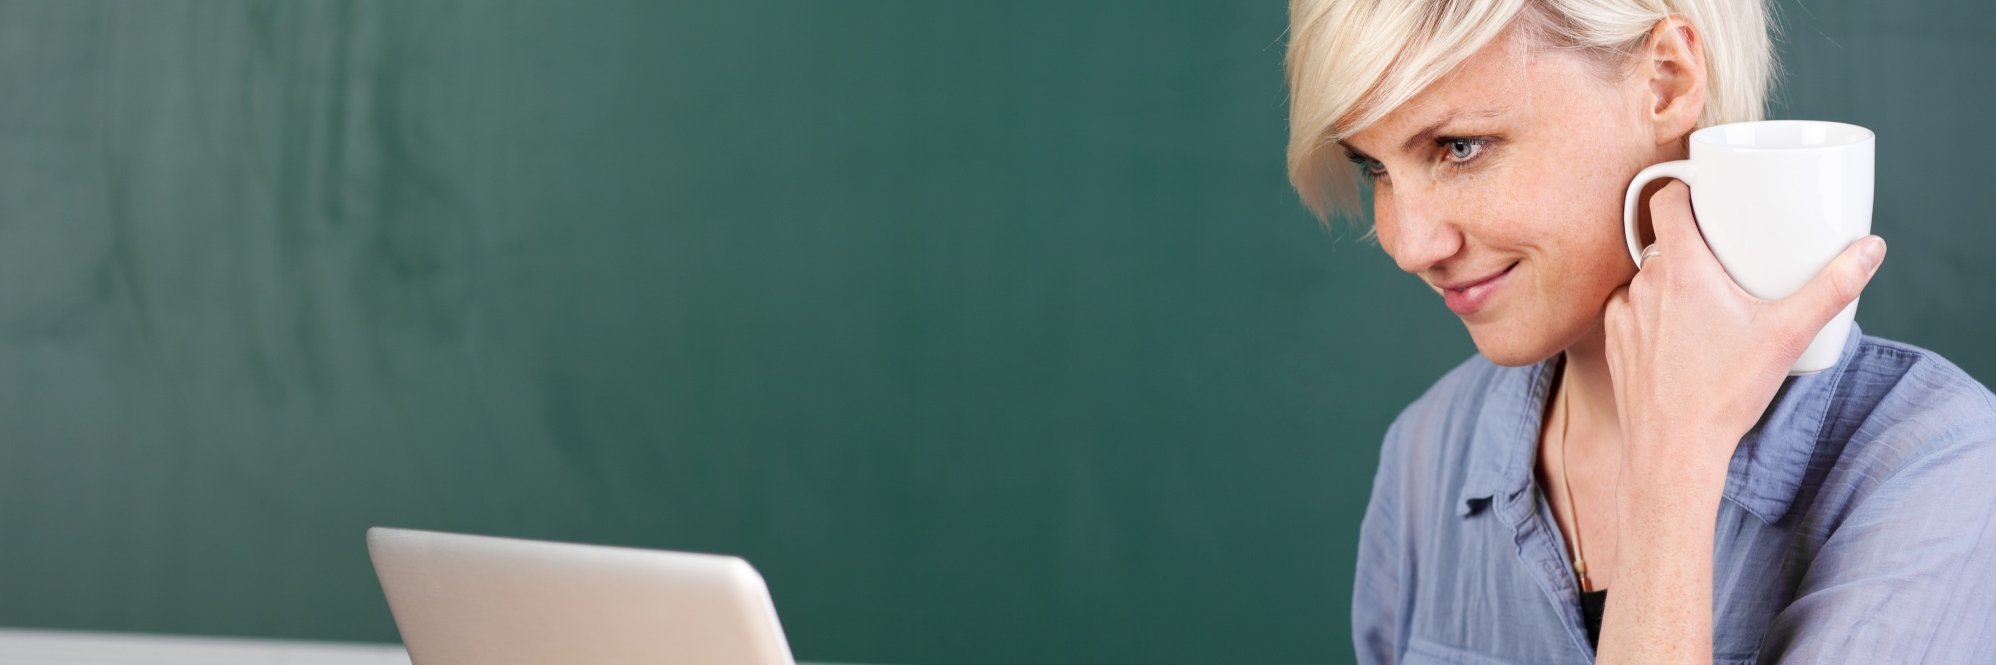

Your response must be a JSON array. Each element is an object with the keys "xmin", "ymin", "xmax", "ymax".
[
  {"xmin": 1638, "ymin": 181, "xmax": 1732, "ymax": 290},
  {"xmin": 1777, "ymin": 235, "xmax": 1886, "ymax": 334},
  {"xmin": 1602, "ymin": 286, "xmax": 1633, "ymax": 377},
  {"xmin": 1645, "ymin": 181, "xmax": 1700, "ymax": 253}
]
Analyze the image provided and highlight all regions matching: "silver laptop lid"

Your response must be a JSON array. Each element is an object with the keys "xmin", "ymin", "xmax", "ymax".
[{"xmin": 368, "ymin": 527, "xmax": 796, "ymax": 665}]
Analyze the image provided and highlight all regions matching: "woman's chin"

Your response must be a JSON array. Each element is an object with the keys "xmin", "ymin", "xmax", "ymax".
[{"xmin": 1466, "ymin": 328, "xmax": 1565, "ymax": 368}]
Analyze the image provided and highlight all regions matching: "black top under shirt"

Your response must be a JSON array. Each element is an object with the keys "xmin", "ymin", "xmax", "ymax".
[{"xmin": 1582, "ymin": 589, "xmax": 1608, "ymax": 649}]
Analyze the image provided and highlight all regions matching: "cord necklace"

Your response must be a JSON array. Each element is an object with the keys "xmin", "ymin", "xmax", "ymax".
[{"xmin": 1557, "ymin": 377, "xmax": 1596, "ymax": 593}]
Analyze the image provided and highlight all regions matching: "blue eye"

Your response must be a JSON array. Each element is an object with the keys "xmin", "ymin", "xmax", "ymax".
[{"xmin": 1443, "ymin": 137, "xmax": 1488, "ymax": 164}]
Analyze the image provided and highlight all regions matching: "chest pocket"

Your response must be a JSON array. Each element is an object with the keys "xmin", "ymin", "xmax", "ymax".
[{"xmin": 1402, "ymin": 637, "xmax": 1557, "ymax": 665}]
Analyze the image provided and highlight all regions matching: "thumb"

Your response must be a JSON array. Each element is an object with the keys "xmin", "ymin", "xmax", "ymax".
[{"xmin": 1777, "ymin": 235, "xmax": 1886, "ymax": 333}]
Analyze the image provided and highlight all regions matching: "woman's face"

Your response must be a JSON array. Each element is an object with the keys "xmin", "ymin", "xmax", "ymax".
[{"xmin": 1340, "ymin": 27, "xmax": 1680, "ymax": 366}]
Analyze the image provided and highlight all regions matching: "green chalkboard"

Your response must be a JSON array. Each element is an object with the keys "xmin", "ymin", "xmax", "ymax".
[{"xmin": 0, "ymin": 1, "xmax": 1986, "ymax": 664}]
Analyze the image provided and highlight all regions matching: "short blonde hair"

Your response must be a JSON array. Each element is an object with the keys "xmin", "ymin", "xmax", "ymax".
[{"xmin": 1284, "ymin": 0, "xmax": 1775, "ymax": 225}]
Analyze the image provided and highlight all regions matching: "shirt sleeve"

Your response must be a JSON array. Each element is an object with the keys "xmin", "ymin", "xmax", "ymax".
[
  {"xmin": 1757, "ymin": 423, "xmax": 1996, "ymax": 663},
  {"xmin": 1353, "ymin": 419, "xmax": 1407, "ymax": 665}
]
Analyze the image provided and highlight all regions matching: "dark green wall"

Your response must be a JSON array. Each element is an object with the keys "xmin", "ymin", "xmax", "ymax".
[{"xmin": 0, "ymin": 2, "xmax": 1985, "ymax": 664}]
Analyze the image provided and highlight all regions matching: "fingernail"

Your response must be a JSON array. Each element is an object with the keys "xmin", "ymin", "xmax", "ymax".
[{"xmin": 1860, "ymin": 237, "xmax": 1886, "ymax": 273}]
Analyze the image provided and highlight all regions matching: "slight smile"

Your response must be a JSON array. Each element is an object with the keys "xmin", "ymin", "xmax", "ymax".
[{"xmin": 1440, "ymin": 261, "xmax": 1518, "ymax": 316}]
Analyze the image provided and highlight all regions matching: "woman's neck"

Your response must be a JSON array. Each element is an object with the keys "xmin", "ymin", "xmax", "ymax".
[{"xmin": 1557, "ymin": 323, "xmax": 1624, "ymax": 458}]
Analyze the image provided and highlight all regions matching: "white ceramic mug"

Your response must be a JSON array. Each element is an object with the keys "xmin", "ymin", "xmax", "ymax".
[{"xmin": 1621, "ymin": 120, "xmax": 1874, "ymax": 375}]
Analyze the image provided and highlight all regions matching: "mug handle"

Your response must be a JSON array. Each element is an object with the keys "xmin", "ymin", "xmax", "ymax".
[{"xmin": 1621, "ymin": 160, "xmax": 1697, "ymax": 269}]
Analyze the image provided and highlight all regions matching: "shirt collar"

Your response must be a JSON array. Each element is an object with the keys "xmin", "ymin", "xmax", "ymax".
[
  {"xmin": 1453, "ymin": 353, "xmax": 1558, "ymax": 517},
  {"xmin": 1456, "ymin": 323, "xmax": 1864, "ymax": 523}
]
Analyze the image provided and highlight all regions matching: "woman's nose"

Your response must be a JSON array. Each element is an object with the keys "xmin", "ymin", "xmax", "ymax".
[{"xmin": 1378, "ymin": 187, "xmax": 1464, "ymax": 275}]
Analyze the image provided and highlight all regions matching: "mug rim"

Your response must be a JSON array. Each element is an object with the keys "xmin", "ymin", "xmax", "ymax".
[{"xmin": 1690, "ymin": 119, "xmax": 1874, "ymax": 151}]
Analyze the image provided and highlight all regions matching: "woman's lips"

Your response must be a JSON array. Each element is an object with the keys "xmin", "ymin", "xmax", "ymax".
[{"xmin": 1441, "ymin": 262, "xmax": 1518, "ymax": 316}]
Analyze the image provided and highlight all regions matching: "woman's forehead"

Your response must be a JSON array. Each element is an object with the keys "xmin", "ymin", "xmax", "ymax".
[{"xmin": 1345, "ymin": 32, "xmax": 1596, "ymax": 156}]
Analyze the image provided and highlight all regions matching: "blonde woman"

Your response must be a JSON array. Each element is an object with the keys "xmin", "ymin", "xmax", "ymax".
[{"xmin": 1285, "ymin": 1, "xmax": 1996, "ymax": 663}]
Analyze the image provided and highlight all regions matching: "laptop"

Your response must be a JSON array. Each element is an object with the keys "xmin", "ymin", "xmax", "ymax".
[{"xmin": 367, "ymin": 527, "xmax": 797, "ymax": 665}]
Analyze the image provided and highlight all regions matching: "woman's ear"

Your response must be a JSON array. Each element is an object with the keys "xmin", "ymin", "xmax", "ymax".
[{"xmin": 1638, "ymin": 16, "xmax": 1707, "ymax": 145}]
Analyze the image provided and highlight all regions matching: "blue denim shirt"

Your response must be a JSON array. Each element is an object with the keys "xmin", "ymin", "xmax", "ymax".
[{"xmin": 1354, "ymin": 324, "xmax": 1996, "ymax": 664}]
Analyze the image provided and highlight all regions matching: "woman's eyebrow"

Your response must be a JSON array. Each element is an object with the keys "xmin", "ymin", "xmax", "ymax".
[{"xmin": 1342, "ymin": 105, "xmax": 1510, "ymax": 160}]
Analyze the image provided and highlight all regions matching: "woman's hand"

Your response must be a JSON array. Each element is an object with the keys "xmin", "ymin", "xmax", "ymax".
[
  {"xmin": 1592, "ymin": 180, "xmax": 1885, "ymax": 665},
  {"xmin": 1602, "ymin": 180, "xmax": 1885, "ymax": 494}
]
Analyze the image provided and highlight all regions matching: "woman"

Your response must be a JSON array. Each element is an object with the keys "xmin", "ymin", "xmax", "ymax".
[{"xmin": 1284, "ymin": 1, "xmax": 1996, "ymax": 663}]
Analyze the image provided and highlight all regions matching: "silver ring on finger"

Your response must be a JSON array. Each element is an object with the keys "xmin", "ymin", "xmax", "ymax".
[{"xmin": 1639, "ymin": 243, "xmax": 1662, "ymax": 266}]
